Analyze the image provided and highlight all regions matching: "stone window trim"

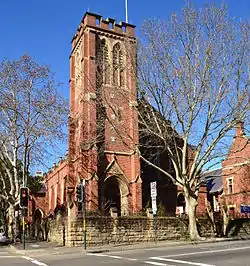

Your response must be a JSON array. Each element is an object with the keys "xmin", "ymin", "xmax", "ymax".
[
  {"xmin": 227, "ymin": 177, "xmax": 234, "ymax": 194},
  {"xmin": 96, "ymin": 37, "xmax": 111, "ymax": 86},
  {"xmin": 112, "ymin": 41, "xmax": 126, "ymax": 88}
]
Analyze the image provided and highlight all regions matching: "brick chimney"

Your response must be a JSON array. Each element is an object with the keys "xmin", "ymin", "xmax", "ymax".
[{"xmin": 235, "ymin": 121, "xmax": 244, "ymax": 137}]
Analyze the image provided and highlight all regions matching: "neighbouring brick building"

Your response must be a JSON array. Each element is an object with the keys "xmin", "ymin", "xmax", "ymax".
[
  {"xmin": 206, "ymin": 122, "xmax": 250, "ymax": 215},
  {"xmin": 222, "ymin": 122, "xmax": 250, "ymax": 214}
]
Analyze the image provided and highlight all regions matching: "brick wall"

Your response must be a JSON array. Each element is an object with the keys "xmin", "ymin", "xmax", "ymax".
[{"xmin": 222, "ymin": 122, "xmax": 250, "ymax": 213}]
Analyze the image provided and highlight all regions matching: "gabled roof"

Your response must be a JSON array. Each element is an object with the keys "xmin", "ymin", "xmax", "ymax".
[
  {"xmin": 203, "ymin": 168, "xmax": 223, "ymax": 194},
  {"xmin": 35, "ymin": 183, "xmax": 47, "ymax": 194}
]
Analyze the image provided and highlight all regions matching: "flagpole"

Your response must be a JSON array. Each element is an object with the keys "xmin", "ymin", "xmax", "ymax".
[{"xmin": 125, "ymin": 0, "xmax": 128, "ymax": 23}]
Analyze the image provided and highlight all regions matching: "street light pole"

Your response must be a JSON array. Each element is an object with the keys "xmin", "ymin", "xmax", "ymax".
[{"xmin": 82, "ymin": 180, "xmax": 86, "ymax": 250}]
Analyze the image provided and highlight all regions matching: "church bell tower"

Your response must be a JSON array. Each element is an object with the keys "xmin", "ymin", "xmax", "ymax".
[{"xmin": 68, "ymin": 12, "xmax": 142, "ymax": 215}]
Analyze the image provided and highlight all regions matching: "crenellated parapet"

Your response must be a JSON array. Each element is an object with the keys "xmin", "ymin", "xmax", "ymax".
[{"xmin": 71, "ymin": 12, "xmax": 136, "ymax": 50}]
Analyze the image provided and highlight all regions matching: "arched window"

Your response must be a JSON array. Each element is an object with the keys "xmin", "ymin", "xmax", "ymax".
[
  {"xmin": 96, "ymin": 38, "xmax": 110, "ymax": 86},
  {"xmin": 113, "ymin": 43, "xmax": 124, "ymax": 87}
]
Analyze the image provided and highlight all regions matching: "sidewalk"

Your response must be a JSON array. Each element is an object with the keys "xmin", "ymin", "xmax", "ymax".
[{"xmin": 8, "ymin": 235, "xmax": 250, "ymax": 257}]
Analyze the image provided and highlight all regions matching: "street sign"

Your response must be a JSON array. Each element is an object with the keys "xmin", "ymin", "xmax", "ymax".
[
  {"xmin": 241, "ymin": 205, "xmax": 250, "ymax": 213},
  {"xmin": 176, "ymin": 206, "xmax": 184, "ymax": 215},
  {"xmin": 151, "ymin": 196, "xmax": 157, "ymax": 215},
  {"xmin": 150, "ymin": 181, "xmax": 157, "ymax": 197}
]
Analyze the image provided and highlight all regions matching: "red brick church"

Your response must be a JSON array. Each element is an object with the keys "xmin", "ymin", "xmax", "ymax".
[
  {"xmin": 31, "ymin": 11, "xmax": 248, "ymax": 226},
  {"xmin": 30, "ymin": 12, "xmax": 250, "ymax": 230}
]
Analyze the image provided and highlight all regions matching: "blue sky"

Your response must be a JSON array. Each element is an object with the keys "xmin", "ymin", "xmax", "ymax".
[
  {"xmin": 1, "ymin": 0, "xmax": 249, "ymax": 101},
  {"xmin": 0, "ymin": 0, "xmax": 249, "ymax": 170}
]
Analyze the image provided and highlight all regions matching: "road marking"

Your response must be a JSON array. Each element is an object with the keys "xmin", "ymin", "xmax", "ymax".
[
  {"xmin": 144, "ymin": 261, "xmax": 173, "ymax": 266},
  {"xmin": 107, "ymin": 255, "xmax": 124, "ymax": 259},
  {"xmin": 150, "ymin": 257, "xmax": 215, "ymax": 266},
  {"xmin": 126, "ymin": 258, "xmax": 138, "ymax": 261},
  {"xmin": 160, "ymin": 245, "xmax": 250, "ymax": 258},
  {"xmin": 87, "ymin": 253, "xmax": 138, "ymax": 261},
  {"xmin": 0, "ymin": 255, "xmax": 18, "ymax": 258},
  {"xmin": 22, "ymin": 256, "xmax": 48, "ymax": 266},
  {"xmin": 87, "ymin": 253, "xmax": 107, "ymax": 257},
  {"xmin": 30, "ymin": 259, "xmax": 48, "ymax": 266}
]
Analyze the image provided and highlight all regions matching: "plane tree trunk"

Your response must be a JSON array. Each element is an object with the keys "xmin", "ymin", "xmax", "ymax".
[{"xmin": 184, "ymin": 186, "xmax": 201, "ymax": 240}]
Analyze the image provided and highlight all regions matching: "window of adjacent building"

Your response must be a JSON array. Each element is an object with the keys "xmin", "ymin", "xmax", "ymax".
[
  {"xmin": 227, "ymin": 177, "xmax": 234, "ymax": 194},
  {"xmin": 213, "ymin": 195, "xmax": 220, "ymax": 212},
  {"xmin": 228, "ymin": 205, "xmax": 235, "ymax": 216},
  {"xmin": 51, "ymin": 186, "xmax": 55, "ymax": 212}
]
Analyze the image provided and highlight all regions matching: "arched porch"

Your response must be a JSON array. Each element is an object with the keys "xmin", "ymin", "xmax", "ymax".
[{"xmin": 103, "ymin": 175, "xmax": 130, "ymax": 216}]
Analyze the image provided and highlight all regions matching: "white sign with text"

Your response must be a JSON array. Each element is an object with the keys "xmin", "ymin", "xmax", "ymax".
[{"xmin": 150, "ymin": 181, "xmax": 157, "ymax": 197}]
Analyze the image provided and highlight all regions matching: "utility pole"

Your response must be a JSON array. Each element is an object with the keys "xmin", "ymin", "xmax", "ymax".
[
  {"xmin": 82, "ymin": 180, "xmax": 86, "ymax": 250},
  {"xmin": 20, "ymin": 186, "xmax": 29, "ymax": 249}
]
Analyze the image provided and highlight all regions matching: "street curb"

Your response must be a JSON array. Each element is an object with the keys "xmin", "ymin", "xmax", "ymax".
[
  {"xmin": 7, "ymin": 236, "xmax": 250, "ymax": 256},
  {"xmin": 86, "ymin": 236, "xmax": 250, "ymax": 253},
  {"xmin": 7, "ymin": 244, "xmax": 48, "ymax": 256}
]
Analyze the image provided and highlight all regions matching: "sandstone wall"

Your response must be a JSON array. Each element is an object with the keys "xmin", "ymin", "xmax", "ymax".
[
  {"xmin": 47, "ymin": 216, "xmax": 65, "ymax": 245},
  {"xmin": 226, "ymin": 218, "xmax": 250, "ymax": 237},
  {"xmin": 47, "ymin": 216, "xmax": 217, "ymax": 247}
]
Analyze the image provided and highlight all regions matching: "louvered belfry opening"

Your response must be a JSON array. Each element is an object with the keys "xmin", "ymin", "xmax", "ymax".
[
  {"xmin": 112, "ymin": 42, "xmax": 124, "ymax": 87},
  {"xmin": 96, "ymin": 37, "xmax": 110, "ymax": 86}
]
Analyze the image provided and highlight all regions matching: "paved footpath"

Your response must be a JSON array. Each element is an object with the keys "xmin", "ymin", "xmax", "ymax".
[
  {"xmin": 2, "ymin": 238, "xmax": 250, "ymax": 266},
  {"xmin": 6, "ymin": 236, "xmax": 250, "ymax": 257}
]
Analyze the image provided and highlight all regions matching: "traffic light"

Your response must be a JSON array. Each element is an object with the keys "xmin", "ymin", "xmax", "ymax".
[
  {"xmin": 76, "ymin": 184, "xmax": 83, "ymax": 202},
  {"xmin": 20, "ymin": 187, "xmax": 29, "ymax": 208}
]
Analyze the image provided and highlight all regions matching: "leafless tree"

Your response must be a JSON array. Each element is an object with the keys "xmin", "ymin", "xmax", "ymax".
[
  {"xmin": 133, "ymin": 4, "xmax": 249, "ymax": 240},
  {"xmin": 0, "ymin": 54, "xmax": 68, "ymax": 235}
]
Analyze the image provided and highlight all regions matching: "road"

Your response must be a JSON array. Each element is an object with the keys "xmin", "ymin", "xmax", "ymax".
[{"xmin": 1, "ymin": 239, "xmax": 250, "ymax": 266}]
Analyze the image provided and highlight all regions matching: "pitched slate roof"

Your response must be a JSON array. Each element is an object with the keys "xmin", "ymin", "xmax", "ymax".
[{"xmin": 203, "ymin": 168, "xmax": 223, "ymax": 194}]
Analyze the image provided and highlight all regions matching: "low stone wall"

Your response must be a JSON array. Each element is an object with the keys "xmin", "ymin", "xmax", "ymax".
[
  {"xmin": 227, "ymin": 218, "xmax": 250, "ymax": 237},
  {"xmin": 47, "ymin": 215, "xmax": 217, "ymax": 247},
  {"xmin": 47, "ymin": 215, "xmax": 65, "ymax": 245}
]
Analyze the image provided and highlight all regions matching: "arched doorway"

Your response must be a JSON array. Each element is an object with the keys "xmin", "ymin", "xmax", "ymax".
[
  {"xmin": 103, "ymin": 175, "xmax": 129, "ymax": 216},
  {"xmin": 33, "ymin": 209, "xmax": 43, "ymax": 240}
]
